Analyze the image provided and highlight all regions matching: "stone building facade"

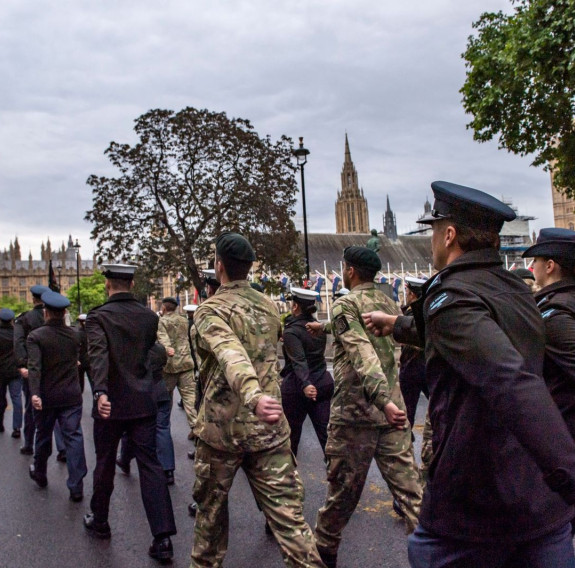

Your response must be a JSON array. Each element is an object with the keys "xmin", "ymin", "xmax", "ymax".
[
  {"xmin": 335, "ymin": 134, "xmax": 370, "ymax": 234},
  {"xmin": 0, "ymin": 235, "xmax": 94, "ymax": 305},
  {"xmin": 551, "ymin": 172, "xmax": 575, "ymax": 230}
]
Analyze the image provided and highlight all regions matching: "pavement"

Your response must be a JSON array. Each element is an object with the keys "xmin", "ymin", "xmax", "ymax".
[{"xmin": 0, "ymin": 387, "xmax": 427, "ymax": 568}]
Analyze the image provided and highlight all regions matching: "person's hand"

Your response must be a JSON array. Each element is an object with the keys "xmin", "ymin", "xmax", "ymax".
[
  {"xmin": 98, "ymin": 394, "xmax": 112, "ymax": 419},
  {"xmin": 303, "ymin": 385, "xmax": 317, "ymax": 401},
  {"xmin": 383, "ymin": 401, "xmax": 407, "ymax": 430},
  {"xmin": 19, "ymin": 368, "xmax": 29, "ymax": 379},
  {"xmin": 306, "ymin": 321, "xmax": 324, "ymax": 337},
  {"xmin": 362, "ymin": 311, "xmax": 397, "ymax": 337},
  {"xmin": 166, "ymin": 347, "xmax": 175, "ymax": 357},
  {"xmin": 31, "ymin": 395, "xmax": 42, "ymax": 411},
  {"xmin": 254, "ymin": 395, "xmax": 283, "ymax": 424}
]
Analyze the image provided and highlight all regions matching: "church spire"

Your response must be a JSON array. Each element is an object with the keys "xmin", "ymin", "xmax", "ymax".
[
  {"xmin": 335, "ymin": 134, "xmax": 369, "ymax": 234},
  {"xmin": 383, "ymin": 195, "xmax": 398, "ymax": 240}
]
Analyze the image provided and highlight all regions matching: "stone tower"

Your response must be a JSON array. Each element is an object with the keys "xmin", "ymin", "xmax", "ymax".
[
  {"xmin": 383, "ymin": 195, "xmax": 398, "ymax": 240},
  {"xmin": 335, "ymin": 134, "xmax": 369, "ymax": 234}
]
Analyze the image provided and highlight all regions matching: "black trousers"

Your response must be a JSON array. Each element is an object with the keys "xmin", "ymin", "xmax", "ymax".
[
  {"xmin": 281, "ymin": 382, "xmax": 333, "ymax": 456},
  {"xmin": 22, "ymin": 380, "xmax": 35, "ymax": 449},
  {"xmin": 90, "ymin": 415, "xmax": 176, "ymax": 537}
]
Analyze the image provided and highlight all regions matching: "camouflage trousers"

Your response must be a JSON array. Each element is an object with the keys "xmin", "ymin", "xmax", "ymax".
[
  {"xmin": 164, "ymin": 369, "xmax": 197, "ymax": 431},
  {"xmin": 191, "ymin": 439, "xmax": 325, "ymax": 568},
  {"xmin": 420, "ymin": 411, "xmax": 433, "ymax": 489},
  {"xmin": 315, "ymin": 424, "xmax": 423, "ymax": 554}
]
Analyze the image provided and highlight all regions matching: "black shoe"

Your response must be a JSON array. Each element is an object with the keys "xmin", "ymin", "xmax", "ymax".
[
  {"xmin": 265, "ymin": 520, "xmax": 273, "ymax": 535},
  {"xmin": 0, "ymin": 423, "xmax": 4, "ymax": 433},
  {"xmin": 148, "ymin": 536, "xmax": 173, "ymax": 562},
  {"xmin": 20, "ymin": 446, "xmax": 33, "ymax": 455},
  {"xmin": 165, "ymin": 470, "xmax": 174, "ymax": 486},
  {"xmin": 188, "ymin": 502, "xmax": 197, "ymax": 517},
  {"xmin": 29, "ymin": 464, "xmax": 47, "ymax": 488},
  {"xmin": 393, "ymin": 499, "xmax": 406, "ymax": 518},
  {"xmin": 56, "ymin": 450, "xmax": 67, "ymax": 463},
  {"xmin": 11, "ymin": 428, "xmax": 21, "ymax": 438},
  {"xmin": 177, "ymin": 399, "xmax": 184, "ymax": 408},
  {"xmin": 187, "ymin": 450, "xmax": 195, "ymax": 461},
  {"xmin": 317, "ymin": 545, "xmax": 337, "ymax": 568},
  {"xmin": 83, "ymin": 513, "xmax": 111, "ymax": 539},
  {"xmin": 116, "ymin": 458, "xmax": 130, "ymax": 475},
  {"xmin": 69, "ymin": 491, "xmax": 83, "ymax": 502}
]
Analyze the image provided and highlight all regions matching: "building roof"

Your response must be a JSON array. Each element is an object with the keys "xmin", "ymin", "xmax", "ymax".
[{"xmin": 305, "ymin": 233, "xmax": 432, "ymax": 274}]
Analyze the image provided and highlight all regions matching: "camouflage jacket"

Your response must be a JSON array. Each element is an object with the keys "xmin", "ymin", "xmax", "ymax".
[
  {"xmin": 193, "ymin": 280, "xmax": 290, "ymax": 453},
  {"xmin": 157, "ymin": 311, "xmax": 195, "ymax": 374},
  {"xmin": 330, "ymin": 282, "xmax": 404, "ymax": 426}
]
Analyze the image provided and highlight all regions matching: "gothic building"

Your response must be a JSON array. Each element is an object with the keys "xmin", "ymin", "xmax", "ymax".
[
  {"xmin": 0, "ymin": 235, "xmax": 94, "ymax": 305},
  {"xmin": 335, "ymin": 135, "xmax": 369, "ymax": 234},
  {"xmin": 382, "ymin": 195, "xmax": 398, "ymax": 240},
  {"xmin": 551, "ymin": 171, "xmax": 575, "ymax": 230}
]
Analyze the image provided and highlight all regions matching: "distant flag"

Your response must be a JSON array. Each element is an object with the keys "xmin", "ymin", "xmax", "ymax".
[
  {"xmin": 392, "ymin": 277, "xmax": 402, "ymax": 302},
  {"xmin": 314, "ymin": 272, "xmax": 325, "ymax": 304},
  {"xmin": 332, "ymin": 273, "xmax": 341, "ymax": 294},
  {"xmin": 48, "ymin": 259, "xmax": 59, "ymax": 292}
]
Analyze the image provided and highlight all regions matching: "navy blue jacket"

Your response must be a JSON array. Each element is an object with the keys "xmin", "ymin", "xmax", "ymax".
[{"xmin": 394, "ymin": 248, "xmax": 575, "ymax": 542}]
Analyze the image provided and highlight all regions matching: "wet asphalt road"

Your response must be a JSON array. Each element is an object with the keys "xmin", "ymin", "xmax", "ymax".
[{"xmin": 0, "ymin": 388, "xmax": 427, "ymax": 568}]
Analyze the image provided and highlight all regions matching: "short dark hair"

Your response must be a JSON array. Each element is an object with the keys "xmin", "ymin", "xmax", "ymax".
[
  {"xmin": 218, "ymin": 254, "xmax": 251, "ymax": 281},
  {"xmin": 162, "ymin": 301, "xmax": 177, "ymax": 312},
  {"xmin": 293, "ymin": 297, "xmax": 317, "ymax": 315},
  {"xmin": 453, "ymin": 222, "xmax": 500, "ymax": 252},
  {"xmin": 45, "ymin": 306, "xmax": 66, "ymax": 319},
  {"xmin": 543, "ymin": 257, "xmax": 575, "ymax": 279},
  {"xmin": 345, "ymin": 261, "xmax": 377, "ymax": 283},
  {"xmin": 108, "ymin": 278, "xmax": 132, "ymax": 292}
]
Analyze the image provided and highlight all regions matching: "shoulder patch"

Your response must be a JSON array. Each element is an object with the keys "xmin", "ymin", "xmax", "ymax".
[
  {"xmin": 426, "ymin": 274, "xmax": 441, "ymax": 291},
  {"xmin": 429, "ymin": 292, "xmax": 450, "ymax": 313},
  {"xmin": 542, "ymin": 308, "xmax": 556, "ymax": 319},
  {"xmin": 334, "ymin": 314, "xmax": 350, "ymax": 335}
]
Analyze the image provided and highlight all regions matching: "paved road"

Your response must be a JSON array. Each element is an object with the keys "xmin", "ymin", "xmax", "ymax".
[{"xmin": 0, "ymin": 388, "xmax": 427, "ymax": 568}]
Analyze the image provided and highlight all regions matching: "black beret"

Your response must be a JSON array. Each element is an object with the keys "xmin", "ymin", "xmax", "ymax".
[
  {"xmin": 162, "ymin": 297, "xmax": 178, "ymax": 306},
  {"xmin": 512, "ymin": 267, "xmax": 535, "ymax": 281},
  {"xmin": 215, "ymin": 232, "xmax": 256, "ymax": 262},
  {"xmin": 523, "ymin": 228, "xmax": 575, "ymax": 262},
  {"xmin": 419, "ymin": 181, "xmax": 516, "ymax": 232},
  {"xmin": 343, "ymin": 246, "xmax": 382, "ymax": 272}
]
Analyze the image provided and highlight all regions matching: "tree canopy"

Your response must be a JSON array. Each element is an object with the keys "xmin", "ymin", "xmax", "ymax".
[
  {"xmin": 461, "ymin": 0, "xmax": 575, "ymax": 195},
  {"xmin": 85, "ymin": 107, "xmax": 303, "ymax": 291},
  {"xmin": 65, "ymin": 272, "xmax": 107, "ymax": 319},
  {"xmin": 0, "ymin": 296, "xmax": 32, "ymax": 316}
]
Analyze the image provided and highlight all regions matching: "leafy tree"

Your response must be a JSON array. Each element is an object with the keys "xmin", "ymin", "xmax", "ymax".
[
  {"xmin": 461, "ymin": 0, "xmax": 575, "ymax": 195},
  {"xmin": 0, "ymin": 296, "xmax": 32, "ymax": 316},
  {"xmin": 85, "ymin": 107, "xmax": 303, "ymax": 291},
  {"xmin": 66, "ymin": 272, "xmax": 107, "ymax": 319}
]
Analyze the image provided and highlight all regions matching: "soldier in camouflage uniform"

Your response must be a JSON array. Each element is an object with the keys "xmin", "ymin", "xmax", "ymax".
[
  {"xmin": 314, "ymin": 246, "xmax": 422, "ymax": 568},
  {"xmin": 157, "ymin": 297, "xmax": 197, "ymax": 436},
  {"xmin": 191, "ymin": 232, "xmax": 324, "ymax": 568}
]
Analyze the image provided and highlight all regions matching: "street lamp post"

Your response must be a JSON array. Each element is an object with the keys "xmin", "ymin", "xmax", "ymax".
[
  {"xmin": 73, "ymin": 240, "xmax": 81, "ymax": 314},
  {"xmin": 292, "ymin": 137, "xmax": 311, "ymax": 281}
]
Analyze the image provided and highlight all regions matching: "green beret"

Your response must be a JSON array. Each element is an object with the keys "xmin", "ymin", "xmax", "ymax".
[
  {"xmin": 343, "ymin": 246, "xmax": 382, "ymax": 272},
  {"xmin": 215, "ymin": 232, "xmax": 256, "ymax": 262}
]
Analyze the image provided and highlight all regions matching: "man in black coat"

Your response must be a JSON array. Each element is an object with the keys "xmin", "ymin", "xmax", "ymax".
[
  {"xmin": 363, "ymin": 181, "xmax": 575, "ymax": 568},
  {"xmin": 27, "ymin": 290, "xmax": 87, "ymax": 501},
  {"xmin": 0, "ymin": 308, "xmax": 22, "ymax": 437},
  {"xmin": 83, "ymin": 264, "xmax": 176, "ymax": 562},
  {"xmin": 14, "ymin": 285, "xmax": 49, "ymax": 453}
]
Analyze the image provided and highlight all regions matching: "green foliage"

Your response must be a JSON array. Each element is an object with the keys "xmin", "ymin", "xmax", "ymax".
[
  {"xmin": 65, "ymin": 272, "xmax": 107, "ymax": 319},
  {"xmin": 0, "ymin": 295, "xmax": 32, "ymax": 316},
  {"xmin": 85, "ymin": 107, "xmax": 304, "ymax": 291},
  {"xmin": 461, "ymin": 0, "xmax": 575, "ymax": 196}
]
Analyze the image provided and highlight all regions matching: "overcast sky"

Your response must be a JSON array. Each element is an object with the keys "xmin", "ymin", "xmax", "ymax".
[{"xmin": 0, "ymin": 0, "xmax": 553, "ymax": 259}]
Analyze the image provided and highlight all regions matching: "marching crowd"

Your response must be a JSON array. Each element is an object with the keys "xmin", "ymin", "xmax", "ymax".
[{"xmin": 1, "ymin": 180, "xmax": 575, "ymax": 568}]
